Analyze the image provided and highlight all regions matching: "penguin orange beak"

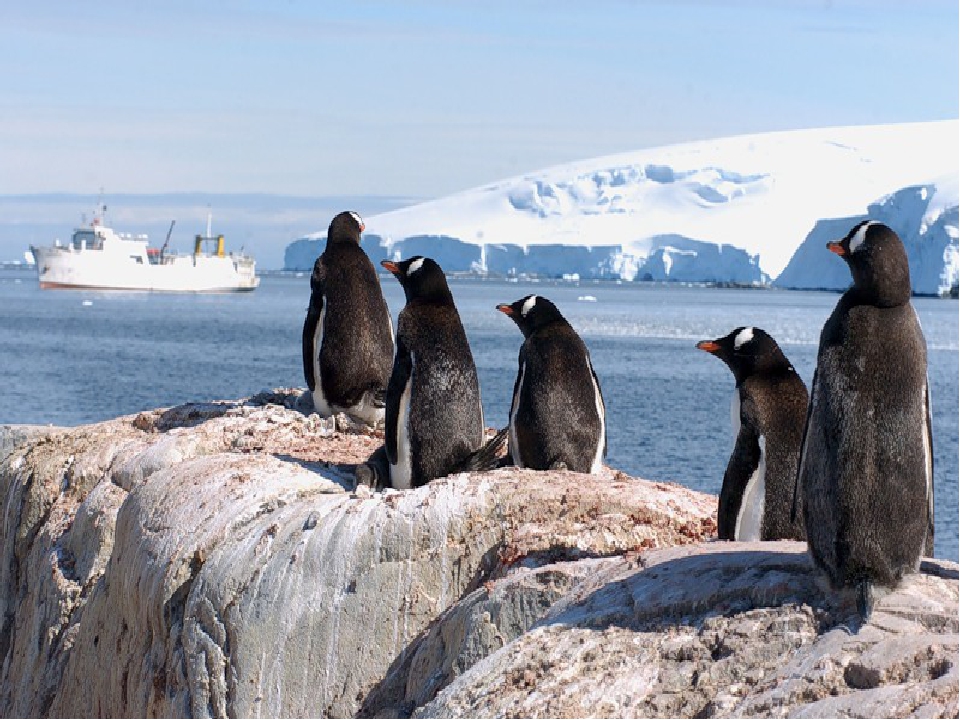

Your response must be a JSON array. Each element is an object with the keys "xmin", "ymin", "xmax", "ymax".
[
  {"xmin": 696, "ymin": 340, "xmax": 720, "ymax": 354},
  {"xmin": 381, "ymin": 260, "xmax": 400, "ymax": 276},
  {"xmin": 497, "ymin": 304, "xmax": 515, "ymax": 317},
  {"xmin": 827, "ymin": 241, "xmax": 847, "ymax": 257}
]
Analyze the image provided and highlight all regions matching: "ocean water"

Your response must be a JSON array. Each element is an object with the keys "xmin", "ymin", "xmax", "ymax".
[{"xmin": 1, "ymin": 269, "xmax": 956, "ymax": 561}]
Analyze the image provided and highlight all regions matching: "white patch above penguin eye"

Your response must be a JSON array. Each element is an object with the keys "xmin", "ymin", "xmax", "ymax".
[
  {"xmin": 849, "ymin": 220, "xmax": 877, "ymax": 254},
  {"xmin": 734, "ymin": 327, "xmax": 754, "ymax": 350},
  {"xmin": 349, "ymin": 211, "xmax": 364, "ymax": 229},
  {"xmin": 407, "ymin": 257, "xmax": 425, "ymax": 275},
  {"xmin": 521, "ymin": 295, "xmax": 538, "ymax": 317}
]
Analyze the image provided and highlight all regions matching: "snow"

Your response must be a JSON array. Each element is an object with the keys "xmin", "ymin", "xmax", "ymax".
[{"xmin": 285, "ymin": 121, "xmax": 958, "ymax": 293}]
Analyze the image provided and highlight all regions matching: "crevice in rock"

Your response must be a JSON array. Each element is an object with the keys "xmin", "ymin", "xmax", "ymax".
[
  {"xmin": 0, "ymin": 607, "xmax": 15, "ymax": 675},
  {"xmin": 13, "ymin": 467, "xmax": 56, "ymax": 565},
  {"xmin": 164, "ymin": 550, "xmax": 205, "ymax": 632},
  {"xmin": 494, "ymin": 544, "xmax": 629, "ymax": 578}
]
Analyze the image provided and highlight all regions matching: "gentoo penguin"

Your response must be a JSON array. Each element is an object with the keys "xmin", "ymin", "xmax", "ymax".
[
  {"xmin": 376, "ymin": 256, "xmax": 488, "ymax": 489},
  {"xmin": 497, "ymin": 295, "xmax": 606, "ymax": 474},
  {"xmin": 696, "ymin": 327, "xmax": 807, "ymax": 542},
  {"xmin": 795, "ymin": 220, "xmax": 934, "ymax": 619},
  {"xmin": 301, "ymin": 211, "xmax": 394, "ymax": 424}
]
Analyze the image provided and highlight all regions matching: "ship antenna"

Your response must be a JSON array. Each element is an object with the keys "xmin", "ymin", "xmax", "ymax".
[{"xmin": 206, "ymin": 206, "xmax": 212, "ymax": 238}]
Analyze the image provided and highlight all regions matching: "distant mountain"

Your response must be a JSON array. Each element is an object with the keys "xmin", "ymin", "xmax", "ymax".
[{"xmin": 284, "ymin": 121, "xmax": 958, "ymax": 294}]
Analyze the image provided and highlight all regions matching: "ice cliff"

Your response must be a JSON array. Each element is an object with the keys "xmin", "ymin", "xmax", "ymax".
[
  {"xmin": 1, "ymin": 391, "xmax": 956, "ymax": 718},
  {"xmin": 776, "ymin": 176, "xmax": 960, "ymax": 296},
  {"xmin": 284, "ymin": 122, "xmax": 958, "ymax": 293}
]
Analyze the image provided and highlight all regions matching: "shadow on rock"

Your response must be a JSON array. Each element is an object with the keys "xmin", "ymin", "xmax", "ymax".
[
  {"xmin": 539, "ymin": 544, "xmax": 842, "ymax": 634},
  {"xmin": 270, "ymin": 452, "xmax": 356, "ymax": 492},
  {"xmin": 357, "ymin": 542, "xmax": 505, "ymax": 719}
]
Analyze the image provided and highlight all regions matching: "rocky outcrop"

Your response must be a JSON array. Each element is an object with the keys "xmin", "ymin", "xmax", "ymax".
[
  {"xmin": 415, "ymin": 544, "xmax": 958, "ymax": 719},
  {"xmin": 0, "ymin": 390, "xmax": 955, "ymax": 718}
]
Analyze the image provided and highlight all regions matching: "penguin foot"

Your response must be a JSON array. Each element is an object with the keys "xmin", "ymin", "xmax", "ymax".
[
  {"xmin": 549, "ymin": 460, "xmax": 569, "ymax": 471},
  {"xmin": 856, "ymin": 579, "xmax": 874, "ymax": 620},
  {"xmin": 355, "ymin": 463, "xmax": 385, "ymax": 491}
]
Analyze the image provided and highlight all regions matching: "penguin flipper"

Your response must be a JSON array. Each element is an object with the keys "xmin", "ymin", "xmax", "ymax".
[
  {"xmin": 718, "ymin": 415, "xmax": 762, "ymax": 541},
  {"xmin": 302, "ymin": 257, "xmax": 328, "ymax": 392},
  {"xmin": 506, "ymin": 349, "xmax": 525, "ymax": 463},
  {"xmin": 385, "ymin": 334, "xmax": 412, "ymax": 465},
  {"xmin": 454, "ymin": 427, "xmax": 509, "ymax": 474},
  {"xmin": 792, "ymin": 366, "xmax": 818, "ymax": 525},
  {"xmin": 923, "ymin": 377, "xmax": 935, "ymax": 556},
  {"xmin": 302, "ymin": 294, "xmax": 324, "ymax": 392}
]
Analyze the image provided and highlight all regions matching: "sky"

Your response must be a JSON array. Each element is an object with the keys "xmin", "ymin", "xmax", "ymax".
[{"xmin": 1, "ymin": 1, "xmax": 957, "ymax": 201}]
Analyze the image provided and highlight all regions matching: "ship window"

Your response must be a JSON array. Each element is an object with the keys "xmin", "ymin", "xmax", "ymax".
[
  {"xmin": 73, "ymin": 230, "xmax": 95, "ymax": 249},
  {"xmin": 131, "ymin": 255, "xmax": 143, "ymax": 264}
]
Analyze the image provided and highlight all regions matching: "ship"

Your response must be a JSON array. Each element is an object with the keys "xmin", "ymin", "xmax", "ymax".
[{"xmin": 30, "ymin": 203, "xmax": 259, "ymax": 293}]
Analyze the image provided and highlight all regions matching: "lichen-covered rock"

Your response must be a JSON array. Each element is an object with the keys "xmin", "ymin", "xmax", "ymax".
[{"xmin": 1, "ymin": 390, "xmax": 956, "ymax": 718}]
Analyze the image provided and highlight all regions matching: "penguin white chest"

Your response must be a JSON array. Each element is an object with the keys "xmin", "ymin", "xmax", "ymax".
[
  {"xmin": 311, "ymin": 302, "xmax": 333, "ymax": 416},
  {"xmin": 735, "ymin": 435, "xmax": 766, "ymax": 542},
  {"xmin": 390, "ymin": 353, "xmax": 415, "ymax": 490}
]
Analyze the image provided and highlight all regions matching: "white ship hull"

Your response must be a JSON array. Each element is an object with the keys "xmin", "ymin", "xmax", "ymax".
[{"xmin": 31, "ymin": 222, "xmax": 259, "ymax": 293}]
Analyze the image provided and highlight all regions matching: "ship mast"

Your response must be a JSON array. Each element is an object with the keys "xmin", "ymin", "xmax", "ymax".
[{"xmin": 94, "ymin": 187, "xmax": 106, "ymax": 226}]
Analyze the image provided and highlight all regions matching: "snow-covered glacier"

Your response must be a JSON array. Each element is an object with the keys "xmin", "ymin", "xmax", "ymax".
[{"xmin": 284, "ymin": 121, "xmax": 958, "ymax": 294}]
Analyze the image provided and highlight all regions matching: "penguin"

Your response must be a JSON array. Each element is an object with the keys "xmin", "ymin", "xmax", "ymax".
[
  {"xmin": 696, "ymin": 327, "xmax": 808, "ymax": 542},
  {"xmin": 497, "ymin": 295, "xmax": 606, "ymax": 474},
  {"xmin": 794, "ymin": 220, "xmax": 934, "ymax": 619},
  {"xmin": 301, "ymin": 211, "xmax": 394, "ymax": 425},
  {"xmin": 378, "ymin": 256, "xmax": 488, "ymax": 489}
]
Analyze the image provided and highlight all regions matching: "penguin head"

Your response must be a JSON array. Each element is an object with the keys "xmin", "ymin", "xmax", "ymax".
[
  {"xmin": 697, "ymin": 326, "xmax": 789, "ymax": 383},
  {"xmin": 327, "ymin": 211, "xmax": 365, "ymax": 244},
  {"xmin": 827, "ymin": 221, "xmax": 911, "ymax": 306},
  {"xmin": 381, "ymin": 256, "xmax": 453, "ymax": 304},
  {"xmin": 496, "ymin": 295, "xmax": 565, "ymax": 337}
]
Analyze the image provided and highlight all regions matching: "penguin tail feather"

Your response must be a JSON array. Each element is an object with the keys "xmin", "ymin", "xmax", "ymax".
[
  {"xmin": 856, "ymin": 579, "xmax": 874, "ymax": 621},
  {"xmin": 456, "ymin": 427, "xmax": 509, "ymax": 474}
]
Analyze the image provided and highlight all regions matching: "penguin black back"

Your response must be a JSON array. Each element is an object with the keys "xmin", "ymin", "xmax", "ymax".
[
  {"xmin": 798, "ymin": 221, "xmax": 933, "ymax": 617},
  {"xmin": 301, "ymin": 211, "xmax": 394, "ymax": 423},
  {"xmin": 380, "ymin": 256, "xmax": 484, "ymax": 488},
  {"xmin": 498, "ymin": 294, "xmax": 606, "ymax": 474},
  {"xmin": 697, "ymin": 327, "xmax": 807, "ymax": 541}
]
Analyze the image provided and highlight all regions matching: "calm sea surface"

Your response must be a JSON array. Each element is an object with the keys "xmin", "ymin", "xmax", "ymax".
[{"xmin": 1, "ymin": 269, "xmax": 956, "ymax": 561}]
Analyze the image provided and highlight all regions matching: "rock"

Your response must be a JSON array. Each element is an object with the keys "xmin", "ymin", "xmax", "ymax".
[
  {"xmin": 416, "ymin": 544, "xmax": 958, "ymax": 719},
  {"xmin": 0, "ymin": 389, "xmax": 955, "ymax": 718}
]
